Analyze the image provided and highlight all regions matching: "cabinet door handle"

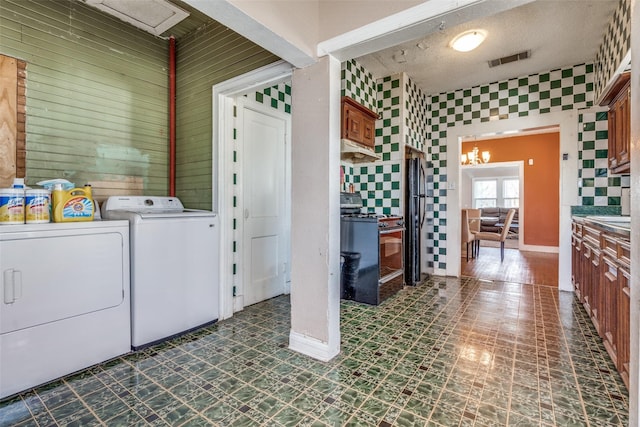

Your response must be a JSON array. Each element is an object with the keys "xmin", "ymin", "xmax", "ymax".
[
  {"xmin": 3, "ymin": 269, "xmax": 22, "ymax": 304},
  {"xmin": 244, "ymin": 209, "xmax": 249, "ymax": 219}
]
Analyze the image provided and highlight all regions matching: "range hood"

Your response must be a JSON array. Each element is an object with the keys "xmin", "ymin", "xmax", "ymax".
[{"xmin": 341, "ymin": 139, "xmax": 380, "ymax": 163}]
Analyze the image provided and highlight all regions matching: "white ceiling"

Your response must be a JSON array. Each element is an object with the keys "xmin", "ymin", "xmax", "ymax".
[{"xmin": 355, "ymin": 0, "xmax": 619, "ymax": 95}]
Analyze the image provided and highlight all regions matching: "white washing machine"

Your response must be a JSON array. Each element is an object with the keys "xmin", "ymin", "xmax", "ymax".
[
  {"xmin": 0, "ymin": 221, "xmax": 131, "ymax": 399},
  {"xmin": 102, "ymin": 196, "xmax": 219, "ymax": 350}
]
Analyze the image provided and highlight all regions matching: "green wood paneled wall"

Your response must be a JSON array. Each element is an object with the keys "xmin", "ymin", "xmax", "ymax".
[
  {"xmin": 175, "ymin": 20, "xmax": 279, "ymax": 210},
  {"xmin": 0, "ymin": 0, "xmax": 170, "ymax": 196},
  {"xmin": 0, "ymin": 0, "xmax": 278, "ymax": 204}
]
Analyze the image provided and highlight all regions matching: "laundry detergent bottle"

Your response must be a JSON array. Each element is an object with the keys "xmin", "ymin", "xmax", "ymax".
[{"xmin": 52, "ymin": 184, "xmax": 95, "ymax": 222}]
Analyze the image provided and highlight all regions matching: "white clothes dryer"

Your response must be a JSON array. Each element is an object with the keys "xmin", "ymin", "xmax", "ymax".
[{"xmin": 0, "ymin": 221, "xmax": 131, "ymax": 399}]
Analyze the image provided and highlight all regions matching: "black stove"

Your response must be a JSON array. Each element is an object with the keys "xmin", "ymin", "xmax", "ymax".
[{"xmin": 340, "ymin": 192, "xmax": 404, "ymax": 305}]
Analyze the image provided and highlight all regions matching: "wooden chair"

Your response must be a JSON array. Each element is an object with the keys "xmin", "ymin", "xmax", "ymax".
[
  {"xmin": 467, "ymin": 208, "xmax": 482, "ymax": 257},
  {"xmin": 461, "ymin": 209, "xmax": 477, "ymax": 261},
  {"xmin": 474, "ymin": 208, "xmax": 516, "ymax": 262}
]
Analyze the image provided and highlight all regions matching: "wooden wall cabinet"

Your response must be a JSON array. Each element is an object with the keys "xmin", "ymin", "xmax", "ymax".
[
  {"xmin": 571, "ymin": 218, "xmax": 630, "ymax": 388},
  {"xmin": 341, "ymin": 96, "xmax": 378, "ymax": 148},
  {"xmin": 601, "ymin": 72, "xmax": 631, "ymax": 174}
]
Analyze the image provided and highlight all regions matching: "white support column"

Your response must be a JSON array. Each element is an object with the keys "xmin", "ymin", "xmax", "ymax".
[{"xmin": 288, "ymin": 55, "xmax": 341, "ymax": 361}]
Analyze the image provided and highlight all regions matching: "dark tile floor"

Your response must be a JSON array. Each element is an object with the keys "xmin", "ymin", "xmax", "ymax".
[{"xmin": 0, "ymin": 276, "xmax": 629, "ymax": 426}]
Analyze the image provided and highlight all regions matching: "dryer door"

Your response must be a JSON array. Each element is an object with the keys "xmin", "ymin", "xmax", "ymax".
[{"xmin": 1, "ymin": 230, "xmax": 125, "ymax": 334}]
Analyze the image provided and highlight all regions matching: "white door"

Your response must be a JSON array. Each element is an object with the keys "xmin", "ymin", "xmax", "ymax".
[{"xmin": 240, "ymin": 102, "xmax": 288, "ymax": 306}]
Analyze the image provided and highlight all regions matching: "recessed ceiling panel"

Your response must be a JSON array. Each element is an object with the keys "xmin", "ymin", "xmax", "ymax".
[{"xmin": 85, "ymin": 0, "xmax": 190, "ymax": 36}]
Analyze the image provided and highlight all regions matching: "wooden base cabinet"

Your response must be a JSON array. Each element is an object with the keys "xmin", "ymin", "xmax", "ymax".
[
  {"xmin": 617, "ymin": 240, "xmax": 631, "ymax": 386},
  {"xmin": 571, "ymin": 218, "xmax": 630, "ymax": 389},
  {"xmin": 584, "ymin": 224, "xmax": 602, "ymax": 333},
  {"xmin": 618, "ymin": 267, "xmax": 630, "ymax": 385},
  {"xmin": 589, "ymin": 246, "xmax": 602, "ymax": 336},
  {"xmin": 601, "ymin": 255, "xmax": 618, "ymax": 366},
  {"xmin": 571, "ymin": 228, "xmax": 582, "ymax": 298}
]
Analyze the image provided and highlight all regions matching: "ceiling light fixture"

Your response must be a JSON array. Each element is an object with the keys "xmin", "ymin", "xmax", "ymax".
[
  {"xmin": 450, "ymin": 29, "xmax": 487, "ymax": 52},
  {"xmin": 461, "ymin": 146, "xmax": 490, "ymax": 166}
]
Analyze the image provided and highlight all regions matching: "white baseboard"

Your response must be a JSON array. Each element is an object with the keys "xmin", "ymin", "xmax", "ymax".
[
  {"xmin": 233, "ymin": 296, "xmax": 244, "ymax": 313},
  {"xmin": 433, "ymin": 267, "xmax": 447, "ymax": 276},
  {"xmin": 288, "ymin": 330, "xmax": 339, "ymax": 362},
  {"xmin": 520, "ymin": 244, "xmax": 559, "ymax": 253},
  {"xmin": 478, "ymin": 240, "xmax": 558, "ymax": 254}
]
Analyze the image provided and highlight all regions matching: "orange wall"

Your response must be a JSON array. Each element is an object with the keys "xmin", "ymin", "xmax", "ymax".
[{"xmin": 462, "ymin": 132, "xmax": 559, "ymax": 247}]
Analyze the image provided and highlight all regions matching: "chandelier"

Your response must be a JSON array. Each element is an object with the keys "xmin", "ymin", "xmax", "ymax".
[{"xmin": 461, "ymin": 146, "xmax": 490, "ymax": 165}]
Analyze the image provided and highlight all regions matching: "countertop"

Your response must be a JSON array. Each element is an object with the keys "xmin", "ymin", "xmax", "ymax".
[{"xmin": 573, "ymin": 215, "xmax": 630, "ymax": 237}]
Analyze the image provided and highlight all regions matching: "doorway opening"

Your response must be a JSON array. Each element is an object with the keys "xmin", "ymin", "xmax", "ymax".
[
  {"xmin": 237, "ymin": 97, "xmax": 291, "ymax": 308},
  {"xmin": 458, "ymin": 131, "xmax": 560, "ymax": 286},
  {"xmin": 446, "ymin": 110, "xmax": 576, "ymax": 292},
  {"xmin": 212, "ymin": 61, "xmax": 292, "ymax": 320}
]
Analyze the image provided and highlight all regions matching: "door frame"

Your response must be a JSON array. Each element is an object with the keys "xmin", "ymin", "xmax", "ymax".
[
  {"xmin": 445, "ymin": 110, "xmax": 578, "ymax": 292},
  {"xmin": 212, "ymin": 60, "xmax": 292, "ymax": 320},
  {"xmin": 236, "ymin": 97, "xmax": 292, "ymax": 310}
]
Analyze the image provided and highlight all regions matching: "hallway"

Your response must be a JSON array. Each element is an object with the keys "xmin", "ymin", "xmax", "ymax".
[{"xmin": 0, "ymin": 277, "xmax": 627, "ymax": 426}]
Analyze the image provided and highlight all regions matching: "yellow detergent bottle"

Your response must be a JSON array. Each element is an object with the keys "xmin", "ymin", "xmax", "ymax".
[{"xmin": 52, "ymin": 184, "xmax": 95, "ymax": 222}]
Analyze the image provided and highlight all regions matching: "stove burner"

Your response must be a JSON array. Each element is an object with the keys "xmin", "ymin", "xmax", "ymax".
[{"xmin": 347, "ymin": 213, "xmax": 385, "ymax": 218}]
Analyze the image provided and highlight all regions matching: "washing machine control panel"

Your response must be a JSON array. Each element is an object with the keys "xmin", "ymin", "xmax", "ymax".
[{"xmin": 102, "ymin": 196, "xmax": 185, "ymax": 213}]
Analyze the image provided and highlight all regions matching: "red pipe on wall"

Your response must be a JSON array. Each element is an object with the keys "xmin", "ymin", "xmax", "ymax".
[{"xmin": 169, "ymin": 36, "xmax": 176, "ymax": 196}]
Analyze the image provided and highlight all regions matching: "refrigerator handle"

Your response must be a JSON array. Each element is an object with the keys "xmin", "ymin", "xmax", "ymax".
[{"xmin": 419, "ymin": 161, "xmax": 427, "ymax": 227}]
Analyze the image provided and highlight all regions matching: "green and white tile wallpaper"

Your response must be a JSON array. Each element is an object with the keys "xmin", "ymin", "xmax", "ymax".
[
  {"xmin": 341, "ymin": 59, "xmax": 377, "ymax": 112},
  {"xmin": 340, "ymin": 60, "xmax": 378, "ymax": 195},
  {"xmin": 233, "ymin": 63, "xmax": 627, "ymax": 273},
  {"xmin": 578, "ymin": 110, "xmax": 629, "ymax": 206},
  {"xmin": 372, "ymin": 74, "xmax": 404, "ymax": 214},
  {"xmin": 356, "ymin": 162, "xmax": 402, "ymax": 213},
  {"xmin": 594, "ymin": 0, "xmax": 631, "ymax": 101},
  {"xmin": 339, "ymin": 68, "xmax": 430, "ymax": 215},
  {"xmin": 340, "ymin": 163, "xmax": 355, "ymax": 193},
  {"xmin": 376, "ymin": 75, "xmax": 404, "ymax": 163},
  {"xmin": 426, "ymin": 63, "xmax": 599, "ymax": 271},
  {"xmin": 340, "ymin": 60, "xmax": 405, "ymax": 216},
  {"xmin": 405, "ymin": 78, "xmax": 428, "ymax": 152},
  {"xmin": 245, "ymin": 83, "xmax": 292, "ymax": 114}
]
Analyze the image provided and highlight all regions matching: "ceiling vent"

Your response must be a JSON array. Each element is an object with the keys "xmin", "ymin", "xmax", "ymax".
[
  {"xmin": 84, "ymin": 0, "xmax": 189, "ymax": 37},
  {"xmin": 488, "ymin": 50, "xmax": 531, "ymax": 68}
]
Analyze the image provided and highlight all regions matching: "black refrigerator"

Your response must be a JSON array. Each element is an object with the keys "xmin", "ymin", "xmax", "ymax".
[{"xmin": 405, "ymin": 157, "xmax": 426, "ymax": 286}]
